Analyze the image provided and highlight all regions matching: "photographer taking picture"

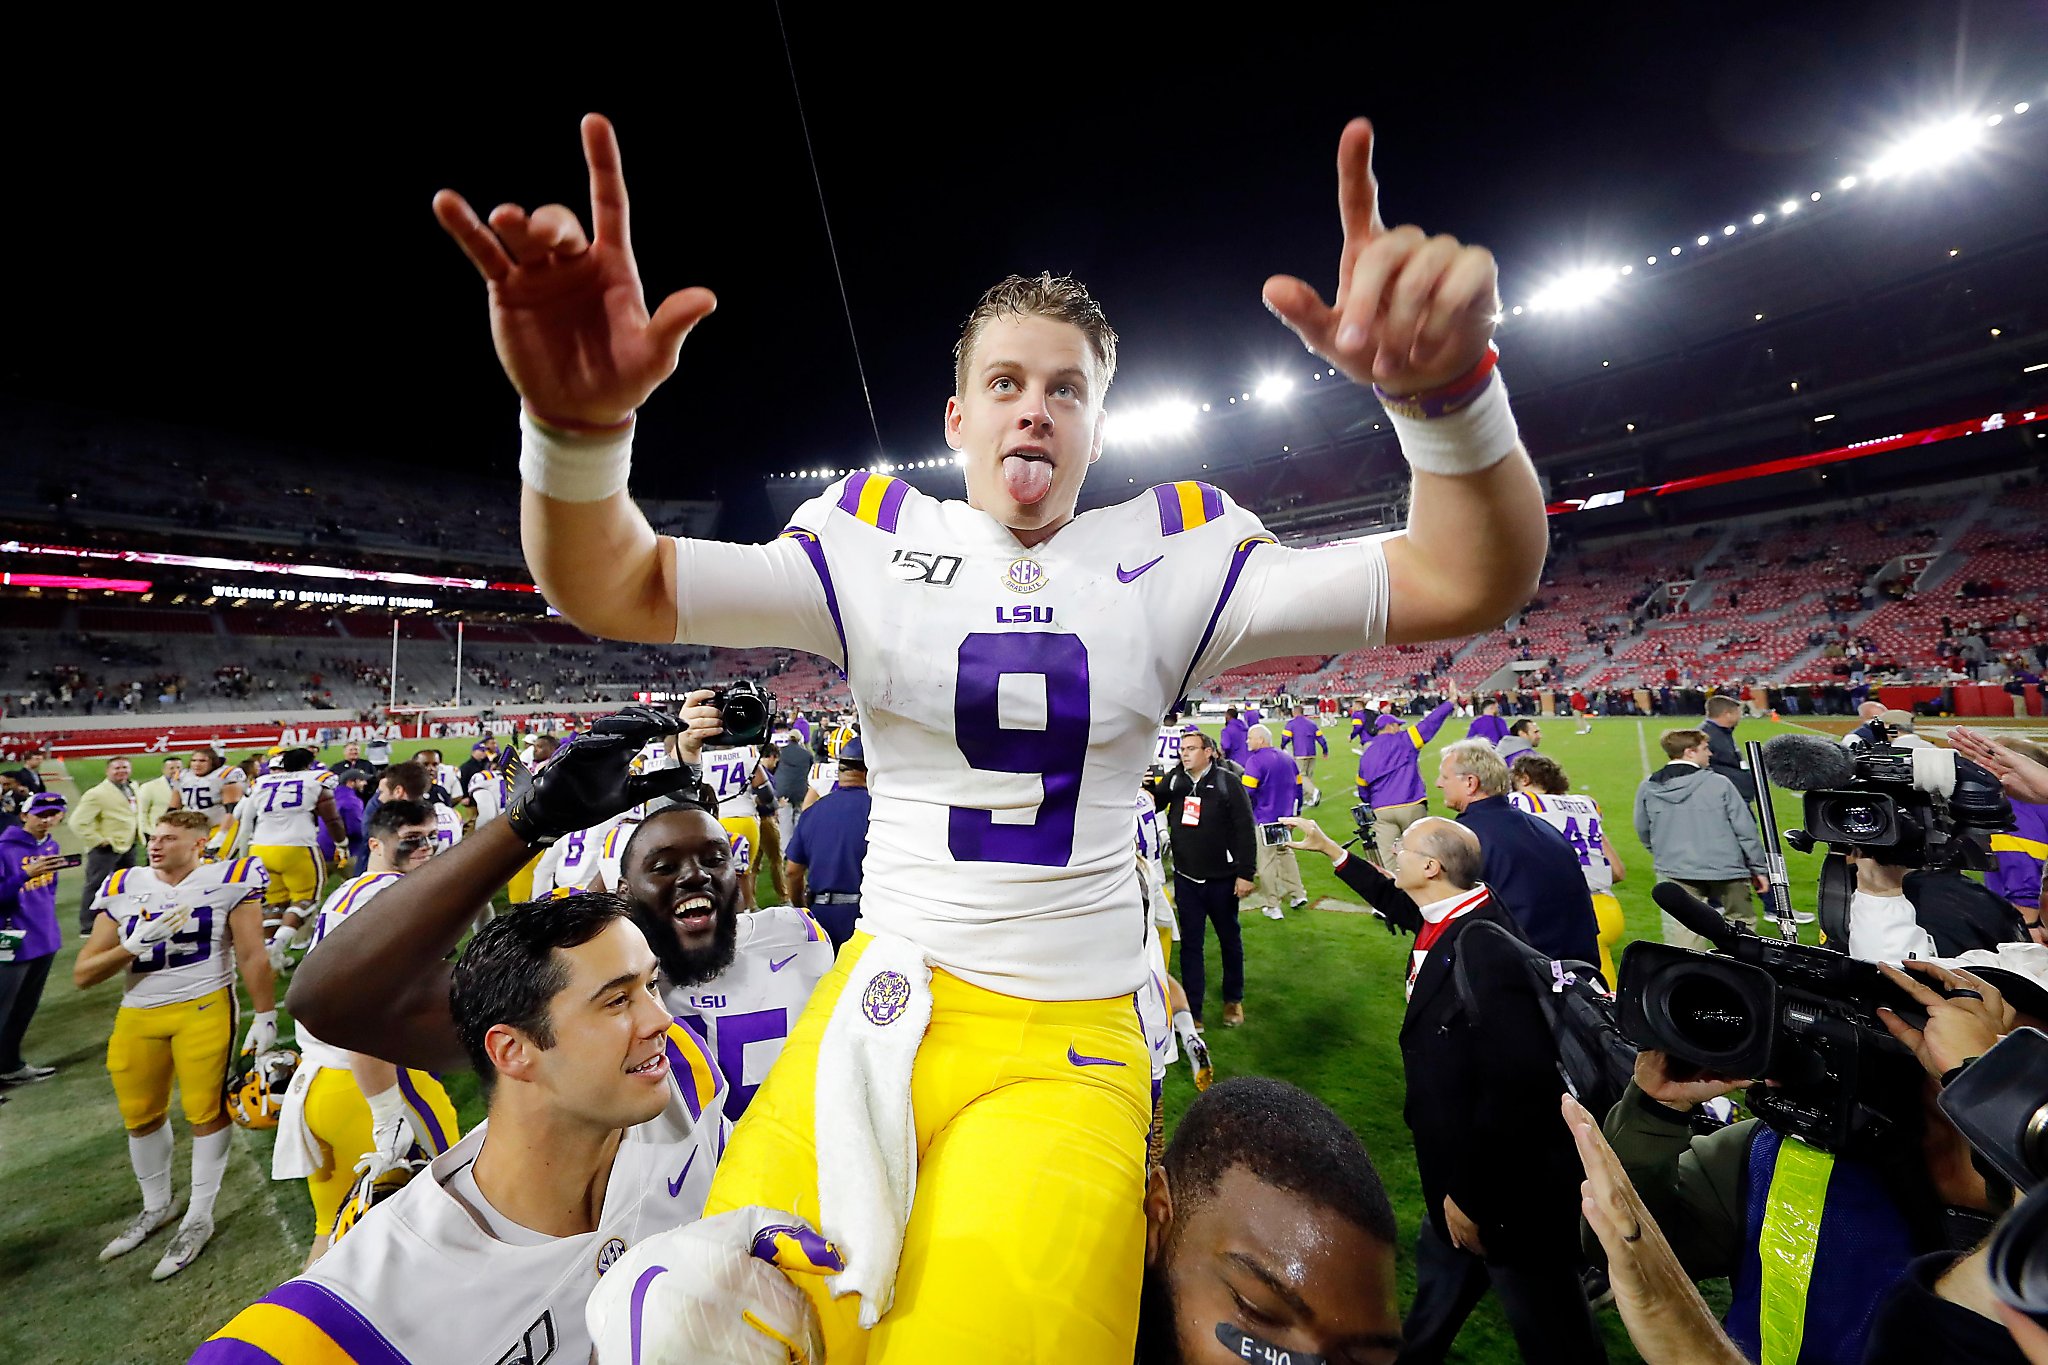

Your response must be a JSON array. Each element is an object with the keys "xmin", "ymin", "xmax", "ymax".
[{"xmin": 1600, "ymin": 955, "xmax": 2010, "ymax": 1365}]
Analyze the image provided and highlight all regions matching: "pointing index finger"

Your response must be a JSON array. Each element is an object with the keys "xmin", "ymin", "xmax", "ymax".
[
  {"xmin": 582, "ymin": 113, "xmax": 631, "ymax": 251},
  {"xmin": 1336, "ymin": 118, "xmax": 1384, "ymax": 245}
]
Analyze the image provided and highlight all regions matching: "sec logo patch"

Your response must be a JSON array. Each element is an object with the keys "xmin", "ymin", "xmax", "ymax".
[
  {"xmin": 1004, "ymin": 557, "xmax": 1048, "ymax": 593},
  {"xmin": 595, "ymin": 1236, "xmax": 627, "ymax": 1273}
]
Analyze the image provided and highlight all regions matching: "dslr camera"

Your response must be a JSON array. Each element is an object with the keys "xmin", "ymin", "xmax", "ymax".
[
  {"xmin": 705, "ymin": 680, "xmax": 775, "ymax": 747},
  {"xmin": 1617, "ymin": 884, "xmax": 1930, "ymax": 1152}
]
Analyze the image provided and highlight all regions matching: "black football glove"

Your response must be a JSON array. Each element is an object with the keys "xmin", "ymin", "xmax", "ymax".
[{"xmin": 503, "ymin": 706, "xmax": 698, "ymax": 846}]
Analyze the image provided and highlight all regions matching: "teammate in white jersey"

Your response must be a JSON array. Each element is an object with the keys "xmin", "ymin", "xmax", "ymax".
[
  {"xmin": 74, "ymin": 810, "xmax": 275, "ymax": 1280},
  {"xmin": 1153, "ymin": 714, "xmax": 1185, "ymax": 775},
  {"xmin": 178, "ymin": 748, "xmax": 246, "ymax": 846},
  {"xmin": 1508, "ymin": 753, "xmax": 1627, "ymax": 986},
  {"xmin": 439, "ymin": 114, "xmax": 1545, "ymax": 1357},
  {"xmin": 700, "ymin": 741, "xmax": 767, "ymax": 909},
  {"xmin": 200, "ymin": 892, "xmax": 728, "ymax": 1365},
  {"xmin": 238, "ymin": 748, "xmax": 348, "ymax": 963},
  {"xmin": 273, "ymin": 799, "xmax": 462, "ymax": 1266}
]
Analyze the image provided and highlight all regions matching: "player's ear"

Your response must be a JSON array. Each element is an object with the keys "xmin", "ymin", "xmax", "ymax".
[
  {"xmin": 1143, "ymin": 1165, "xmax": 1174, "ymax": 1266},
  {"xmin": 942, "ymin": 396, "xmax": 964, "ymax": 449},
  {"xmin": 484, "ymin": 1023, "xmax": 540, "ymax": 1085}
]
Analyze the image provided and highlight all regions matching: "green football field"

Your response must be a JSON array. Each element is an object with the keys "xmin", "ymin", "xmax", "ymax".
[{"xmin": 0, "ymin": 718, "xmax": 1889, "ymax": 1361}]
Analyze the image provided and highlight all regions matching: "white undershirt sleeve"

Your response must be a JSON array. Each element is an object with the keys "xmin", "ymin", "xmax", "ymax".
[{"xmin": 670, "ymin": 535, "xmax": 846, "ymax": 666}]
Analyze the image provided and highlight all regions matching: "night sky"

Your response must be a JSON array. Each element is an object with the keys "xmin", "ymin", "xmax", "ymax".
[{"xmin": 4, "ymin": 4, "xmax": 2043, "ymax": 531}]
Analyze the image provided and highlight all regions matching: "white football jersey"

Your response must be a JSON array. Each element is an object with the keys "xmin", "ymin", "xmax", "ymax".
[
  {"xmin": 662, "ymin": 905, "xmax": 834, "ymax": 1122},
  {"xmin": 807, "ymin": 759, "xmax": 840, "ymax": 800},
  {"xmin": 204, "ymin": 1023, "xmax": 728, "ymax": 1365},
  {"xmin": 594, "ymin": 816, "xmax": 646, "ymax": 894},
  {"xmin": 535, "ymin": 809, "xmax": 636, "ymax": 896},
  {"xmin": 92, "ymin": 857, "xmax": 266, "ymax": 1007},
  {"xmin": 701, "ymin": 745, "xmax": 761, "ymax": 820},
  {"xmin": 1139, "ymin": 920, "xmax": 1176, "ymax": 1084},
  {"xmin": 1510, "ymin": 791, "xmax": 1616, "ymax": 894},
  {"xmin": 434, "ymin": 762, "xmax": 464, "ymax": 800},
  {"xmin": 468, "ymin": 768, "xmax": 506, "ymax": 826},
  {"xmin": 669, "ymin": 474, "xmax": 1389, "ymax": 998},
  {"xmin": 432, "ymin": 800, "xmax": 464, "ymax": 854},
  {"xmin": 246, "ymin": 769, "xmax": 338, "ymax": 847},
  {"xmin": 1135, "ymin": 794, "xmax": 1172, "ymax": 929},
  {"xmin": 1153, "ymin": 725, "xmax": 1183, "ymax": 770},
  {"xmin": 178, "ymin": 765, "xmax": 245, "ymax": 829},
  {"xmin": 299, "ymin": 871, "xmax": 406, "ymax": 1070}
]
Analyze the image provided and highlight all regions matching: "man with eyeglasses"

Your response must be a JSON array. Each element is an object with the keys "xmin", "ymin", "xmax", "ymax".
[{"xmin": 269, "ymin": 798, "xmax": 462, "ymax": 1266}]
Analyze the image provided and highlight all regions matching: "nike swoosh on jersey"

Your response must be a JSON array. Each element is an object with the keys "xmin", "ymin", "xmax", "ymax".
[
  {"xmin": 667, "ymin": 1149, "xmax": 697, "ymax": 1198},
  {"xmin": 1067, "ymin": 1044, "xmax": 1127, "ymax": 1068},
  {"xmin": 1116, "ymin": 556, "xmax": 1165, "ymax": 583},
  {"xmin": 769, "ymin": 954, "xmax": 799, "ymax": 972}
]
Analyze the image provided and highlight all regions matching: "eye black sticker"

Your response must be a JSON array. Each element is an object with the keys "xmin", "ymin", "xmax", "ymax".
[{"xmin": 1215, "ymin": 1322, "xmax": 1326, "ymax": 1365}]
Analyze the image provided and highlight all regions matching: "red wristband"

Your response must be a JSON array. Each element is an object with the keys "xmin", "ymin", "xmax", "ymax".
[{"xmin": 1374, "ymin": 342, "xmax": 1501, "ymax": 419}]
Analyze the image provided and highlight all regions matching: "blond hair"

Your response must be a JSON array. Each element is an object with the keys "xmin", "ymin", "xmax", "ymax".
[
  {"xmin": 157, "ymin": 810, "xmax": 213, "ymax": 835},
  {"xmin": 953, "ymin": 273, "xmax": 1118, "ymax": 399},
  {"xmin": 1661, "ymin": 729, "xmax": 1709, "ymax": 761}
]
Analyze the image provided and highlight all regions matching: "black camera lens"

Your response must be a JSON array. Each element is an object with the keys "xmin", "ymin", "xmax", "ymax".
[
  {"xmin": 1664, "ymin": 974, "xmax": 1756, "ymax": 1055},
  {"xmin": 1821, "ymin": 797, "xmax": 1888, "ymax": 841},
  {"xmin": 1992, "ymin": 1184, "xmax": 2048, "ymax": 1324}
]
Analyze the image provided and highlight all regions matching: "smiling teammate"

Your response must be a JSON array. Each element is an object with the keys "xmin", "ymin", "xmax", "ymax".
[{"xmin": 433, "ymin": 114, "xmax": 1545, "ymax": 1358}]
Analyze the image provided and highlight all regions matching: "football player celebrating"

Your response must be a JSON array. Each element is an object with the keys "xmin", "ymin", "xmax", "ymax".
[
  {"xmin": 230, "ymin": 710, "xmax": 726, "ymax": 1363},
  {"xmin": 435, "ymin": 114, "xmax": 1544, "ymax": 1358},
  {"xmin": 270, "ymin": 798, "xmax": 461, "ymax": 1266},
  {"xmin": 701, "ymin": 737, "xmax": 769, "ymax": 911},
  {"xmin": 73, "ymin": 810, "xmax": 274, "ymax": 1280},
  {"xmin": 179, "ymin": 748, "xmax": 246, "ymax": 860},
  {"xmin": 1509, "ymin": 752, "xmax": 1627, "ymax": 986},
  {"xmin": 236, "ymin": 748, "xmax": 347, "ymax": 967}
]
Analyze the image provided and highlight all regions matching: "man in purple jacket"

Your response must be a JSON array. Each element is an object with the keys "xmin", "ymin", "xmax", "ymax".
[
  {"xmin": 1282, "ymin": 708, "xmax": 1328, "ymax": 806},
  {"xmin": 1466, "ymin": 698, "xmax": 1510, "ymax": 747},
  {"xmin": 1218, "ymin": 707, "xmax": 1250, "ymax": 768},
  {"xmin": 0, "ymin": 792, "xmax": 68, "ymax": 1086},
  {"xmin": 1241, "ymin": 727, "xmax": 1307, "ymax": 920},
  {"xmin": 1357, "ymin": 696, "xmax": 1459, "ymax": 858},
  {"xmin": 1990, "ymin": 737, "xmax": 2048, "ymax": 930}
]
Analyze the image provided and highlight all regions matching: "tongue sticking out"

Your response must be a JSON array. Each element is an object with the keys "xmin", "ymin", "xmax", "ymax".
[{"xmin": 1003, "ymin": 454, "xmax": 1055, "ymax": 507}]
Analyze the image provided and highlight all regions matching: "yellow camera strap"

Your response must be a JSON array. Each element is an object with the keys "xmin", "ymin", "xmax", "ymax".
[{"xmin": 1757, "ymin": 1135, "xmax": 1836, "ymax": 1365}]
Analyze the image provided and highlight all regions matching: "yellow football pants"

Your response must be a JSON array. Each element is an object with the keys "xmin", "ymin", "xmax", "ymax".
[
  {"xmin": 718, "ymin": 815, "xmax": 761, "ymax": 876},
  {"xmin": 1593, "ymin": 891, "xmax": 1625, "ymax": 988},
  {"xmin": 253, "ymin": 844, "xmax": 323, "ymax": 907},
  {"xmin": 705, "ymin": 931, "xmax": 1151, "ymax": 1362},
  {"xmin": 107, "ymin": 987, "xmax": 234, "ymax": 1130},
  {"xmin": 506, "ymin": 851, "xmax": 543, "ymax": 904},
  {"xmin": 301, "ymin": 1066, "xmax": 460, "ymax": 1236}
]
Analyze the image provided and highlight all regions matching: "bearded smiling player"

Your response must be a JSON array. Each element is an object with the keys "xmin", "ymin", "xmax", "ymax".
[{"xmin": 431, "ymin": 113, "xmax": 1545, "ymax": 1358}]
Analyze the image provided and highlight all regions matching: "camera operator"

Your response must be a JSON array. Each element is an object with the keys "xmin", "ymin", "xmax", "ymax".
[
  {"xmin": 1148, "ymin": 731, "xmax": 1256, "ymax": 1029},
  {"xmin": 1599, "ymin": 958, "xmax": 2011, "ymax": 1365},
  {"xmin": 1841, "ymin": 845, "xmax": 2030, "ymax": 962},
  {"xmin": 1859, "ymin": 961, "xmax": 2040, "ymax": 1365},
  {"xmin": 1281, "ymin": 813, "xmax": 1605, "ymax": 1364}
]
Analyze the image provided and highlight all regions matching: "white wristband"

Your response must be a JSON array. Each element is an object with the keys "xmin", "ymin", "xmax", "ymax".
[
  {"xmin": 363, "ymin": 1083, "xmax": 406, "ymax": 1132},
  {"xmin": 1385, "ymin": 373, "xmax": 1521, "ymax": 477},
  {"xmin": 518, "ymin": 410, "xmax": 635, "ymax": 503}
]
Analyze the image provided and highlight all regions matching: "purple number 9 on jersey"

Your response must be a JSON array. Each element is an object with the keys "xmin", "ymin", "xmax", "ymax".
[{"xmin": 949, "ymin": 633, "xmax": 1092, "ymax": 867}]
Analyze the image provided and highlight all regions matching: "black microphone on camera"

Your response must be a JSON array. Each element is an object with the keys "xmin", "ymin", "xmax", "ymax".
[
  {"xmin": 1651, "ymin": 880, "xmax": 1741, "ymax": 951},
  {"xmin": 1758, "ymin": 733, "xmax": 1856, "ymax": 791}
]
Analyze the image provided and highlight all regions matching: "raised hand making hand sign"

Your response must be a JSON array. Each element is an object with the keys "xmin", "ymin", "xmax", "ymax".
[
  {"xmin": 433, "ymin": 114, "xmax": 717, "ymax": 431},
  {"xmin": 1263, "ymin": 119, "xmax": 1500, "ymax": 398}
]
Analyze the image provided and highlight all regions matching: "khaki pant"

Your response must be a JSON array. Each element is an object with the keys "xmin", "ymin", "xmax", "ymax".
[
  {"xmin": 1253, "ymin": 838, "xmax": 1306, "ymax": 910},
  {"xmin": 1371, "ymin": 799, "xmax": 1429, "ymax": 861},
  {"xmin": 1293, "ymin": 754, "xmax": 1320, "ymax": 804},
  {"xmin": 1660, "ymin": 876, "xmax": 1758, "ymax": 951}
]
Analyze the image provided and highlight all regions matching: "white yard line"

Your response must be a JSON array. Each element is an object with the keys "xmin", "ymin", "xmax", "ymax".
[
  {"xmin": 1635, "ymin": 720, "xmax": 1652, "ymax": 775},
  {"xmin": 233, "ymin": 1124, "xmax": 298, "ymax": 1256}
]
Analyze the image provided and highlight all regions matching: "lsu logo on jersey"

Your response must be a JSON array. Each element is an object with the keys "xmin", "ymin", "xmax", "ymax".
[{"xmin": 860, "ymin": 970, "xmax": 913, "ymax": 1026}]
